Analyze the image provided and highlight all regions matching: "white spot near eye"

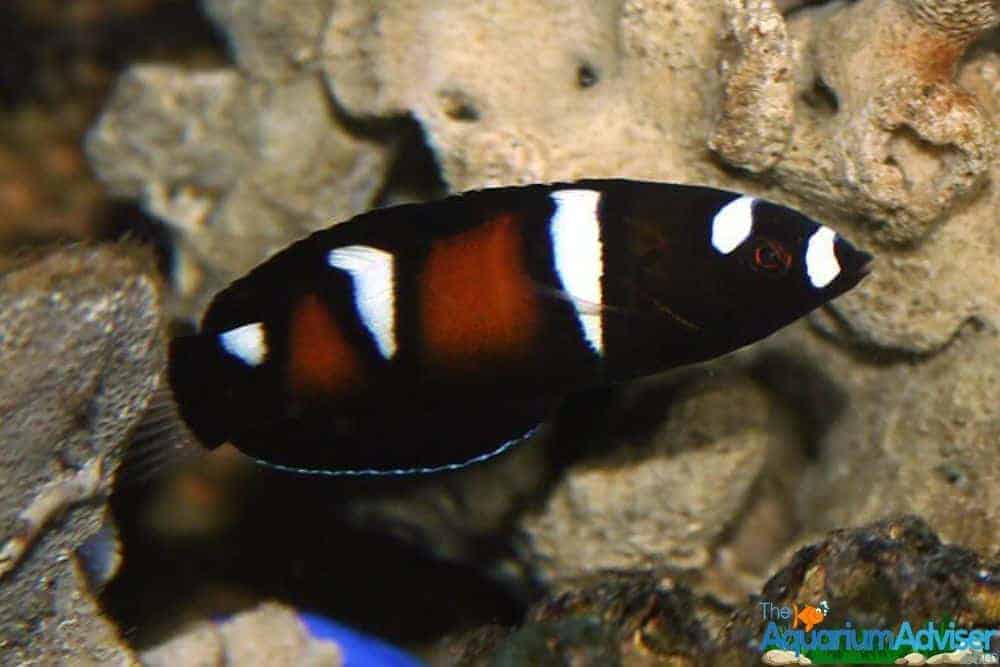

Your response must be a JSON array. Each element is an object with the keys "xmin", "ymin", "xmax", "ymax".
[
  {"xmin": 711, "ymin": 195, "xmax": 756, "ymax": 255},
  {"xmin": 219, "ymin": 322, "xmax": 267, "ymax": 367},
  {"xmin": 549, "ymin": 189, "xmax": 604, "ymax": 356},
  {"xmin": 805, "ymin": 226, "xmax": 841, "ymax": 288},
  {"xmin": 327, "ymin": 245, "xmax": 397, "ymax": 359}
]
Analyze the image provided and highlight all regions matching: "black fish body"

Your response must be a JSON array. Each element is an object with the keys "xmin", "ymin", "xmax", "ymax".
[{"xmin": 168, "ymin": 179, "xmax": 872, "ymax": 475}]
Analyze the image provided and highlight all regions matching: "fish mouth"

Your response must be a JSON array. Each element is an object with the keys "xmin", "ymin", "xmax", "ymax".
[
  {"xmin": 856, "ymin": 251, "xmax": 874, "ymax": 278},
  {"xmin": 833, "ymin": 237, "xmax": 874, "ymax": 285}
]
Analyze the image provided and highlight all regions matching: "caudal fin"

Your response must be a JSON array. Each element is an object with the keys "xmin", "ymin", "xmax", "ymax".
[
  {"xmin": 118, "ymin": 380, "xmax": 201, "ymax": 486},
  {"xmin": 167, "ymin": 334, "xmax": 234, "ymax": 448}
]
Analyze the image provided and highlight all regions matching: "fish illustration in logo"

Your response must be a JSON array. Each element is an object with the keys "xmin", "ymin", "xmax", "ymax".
[{"xmin": 792, "ymin": 601, "xmax": 829, "ymax": 632}]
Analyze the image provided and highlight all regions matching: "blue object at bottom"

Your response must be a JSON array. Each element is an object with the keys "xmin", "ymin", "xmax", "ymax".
[{"xmin": 298, "ymin": 611, "xmax": 426, "ymax": 667}]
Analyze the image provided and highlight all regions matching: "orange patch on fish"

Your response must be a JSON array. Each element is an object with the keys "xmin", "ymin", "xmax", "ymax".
[
  {"xmin": 288, "ymin": 292, "xmax": 361, "ymax": 395},
  {"xmin": 420, "ymin": 213, "xmax": 538, "ymax": 368}
]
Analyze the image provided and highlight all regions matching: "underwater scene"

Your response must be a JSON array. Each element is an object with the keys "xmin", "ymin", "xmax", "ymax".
[{"xmin": 0, "ymin": 1, "xmax": 997, "ymax": 665}]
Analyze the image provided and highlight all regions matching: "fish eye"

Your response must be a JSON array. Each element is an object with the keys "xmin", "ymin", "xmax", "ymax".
[{"xmin": 751, "ymin": 239, "xmax": 792, "ymax": 274}]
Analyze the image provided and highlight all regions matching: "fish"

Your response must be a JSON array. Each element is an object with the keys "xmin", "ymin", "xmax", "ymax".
[
  {"xmin": 166, "ymin": 179, "xmax": 872, "ymax": 476},
  {"xmin": 792, "ymin": 602, "xmax": 828, "ymax": 632}
]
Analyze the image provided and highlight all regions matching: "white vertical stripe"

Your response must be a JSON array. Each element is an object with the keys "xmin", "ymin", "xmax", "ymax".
[
  {"xmin": 549, "ymin": 189, "xmax": 604, "ymax": 356},
  {"xmin": 327, "ymin": 245, "xmax": 397, "ymax": 359},
  {"xmin": 805, "ymin": 226, "xmax": 841, "ymax": 288},
  {"xmin": 219, "ymin": 322, "xmax": 267, "ymax": 366},
  {"xmin": 711, "ymin": 195, "xmax": 755, "ymax": 255}
]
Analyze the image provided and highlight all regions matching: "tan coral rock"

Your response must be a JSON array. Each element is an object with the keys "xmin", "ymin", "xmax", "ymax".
[
  {"xmin": 87, "ymin": 65, "xmax": 390, "ymax": 317},
  {"xmin": 0, "ymin": 246, "xmax": 163, "ymax": 665},
  {"xmin": 322, "ymin": 0, "xmax": 726, "ymax": 190},
  {"xmin": 926, "ymin": 648, "xmax": 998, "ymax": 663},
  {"xmin": 709, "ymin": 0, "xmax": 794, "ymax": 172},
  {"xmin": 906, "ymin": 0, "xmax": 1000, "ymax": 38},
  {"xmin": 798, "ymin": 324, "xmax": 1000, "ymax": 559},
  {"xmin": 218, "ymin": 603, "xmax": 342, "ymax": 667},
  {"xmin": 763, "ymin": 649, "xmax": 813, "ymax": 665},
  {"xmin": 523, "ymin": 432, "xmax": 767, "ymax": 578},
  {"xmin": 520, "ymin": 374, "xmax": 778, "ymax": 580},
  {"xmin": 814, "ymin": 210, "xmax": 1000, "ymax": 354},
  {"xmin": 820, "ymin": 32, "xmax": 1000, "ymax": 354},
  {"xmin": 142, "ymin": 621, "xmax": 226, "ymax": 666},
  {"xmin": 203, "ymin": 0, "xmax": 331, "ymax": 80},
  {"xmin": 143, "ymin": 602, "xmax": 343, "ymax": 667},
  {"xmin": 88, "ymin": 0, "xmax": 394, "ymax": 318}
]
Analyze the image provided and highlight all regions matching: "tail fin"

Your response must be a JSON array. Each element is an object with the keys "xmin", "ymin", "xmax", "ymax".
[
  {"xmin": 167, "ymin": 334, "xmax": 233, "ymax": 449},
  {"xmin": 118, "ymin": 381, "xmax": 201, "ymax": 486},
  {"xmin": 119, "ymin": 331, "xmax": 255, "ymax": 486}
]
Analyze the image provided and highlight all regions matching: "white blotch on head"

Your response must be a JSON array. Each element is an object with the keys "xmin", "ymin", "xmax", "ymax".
[
  {"xmin": 805, "ymin": 226, "xmax": 841, "ymax": 288},
  {"xmin": 327, "ymin": 245, "xmax": 397, "ymax": 359},
  {"xmin": 711, "ymin": 195, "xmax": 756, "ymax": 255},
  {"xmin": 219, "ymin": 322, "xmax": 267, "ymax": 367},
  {"xmin": 549, "ymin": 189, "xmax": 604, "ymax": 356}
]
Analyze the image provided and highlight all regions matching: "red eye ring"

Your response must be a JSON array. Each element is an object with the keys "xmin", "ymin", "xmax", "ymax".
[{"xmin": 752, "ymin": 240, "xmax": 792, "ymax": 273}]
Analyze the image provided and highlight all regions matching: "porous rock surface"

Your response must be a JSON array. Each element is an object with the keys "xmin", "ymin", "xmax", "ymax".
[
  {"xmin": 798, "ymin": 321, "xmax": 1000, "ymax": 559},
  {"xmin": 323, "ymin": 0, "xmax": 714, "ymax": 188},
  {"xmin": 142, "ymin": 602, "xmax": 343, "ymax": 667},
  {"xmin": 87, "ymin": 0, "xmax": 1000, "ymax": 610},
  {"xmin": 0, "ymin": 246, "xmax": 164, "ymax": 665},
  {"xmin": 87, "ymin": 0, "xmax": 392, "ymax": 317},
  {"xmin": 520, "ymin": 372, "xmax": 779, "ymax": 580}
]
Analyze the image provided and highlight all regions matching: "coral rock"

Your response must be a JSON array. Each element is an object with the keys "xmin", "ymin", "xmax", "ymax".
[
  {"xmin": 521, "ymin": 373, "xmax": 776, "ymax": 580},
  {"xmin": 88, "ymin": 60, "xmax": 390, "ymax": 317},
  {"xmin": 143, "ymin": 602, "xmax": 343, "ymax": 667},
  {"xmin": 0, "ymin": 246, "xmax": 164, "ymax": 665},
  {"xmin": 709, "ymin": 0, "xmax": 794, "ymax": 173},
  {"xmin": 322, "ymin": 0, "xmax": 726, "ymax": 190},
  {"xmin": 800, "ymin": 324, "xmax": 1000, "ymax": 559},
  {"xmin": 203, "ymin": 0, "xmax": 331, "ymax": 80}
]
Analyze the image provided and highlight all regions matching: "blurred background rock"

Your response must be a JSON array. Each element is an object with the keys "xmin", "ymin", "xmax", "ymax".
[{"xmin": 0, "ymin": 0, "xmax": 225, "ymax": 262}]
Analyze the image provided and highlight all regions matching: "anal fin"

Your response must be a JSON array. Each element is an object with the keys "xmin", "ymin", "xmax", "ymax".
[{"xmin": 230, "ymin": 392, "xmax": 559, "ymax": 477}]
